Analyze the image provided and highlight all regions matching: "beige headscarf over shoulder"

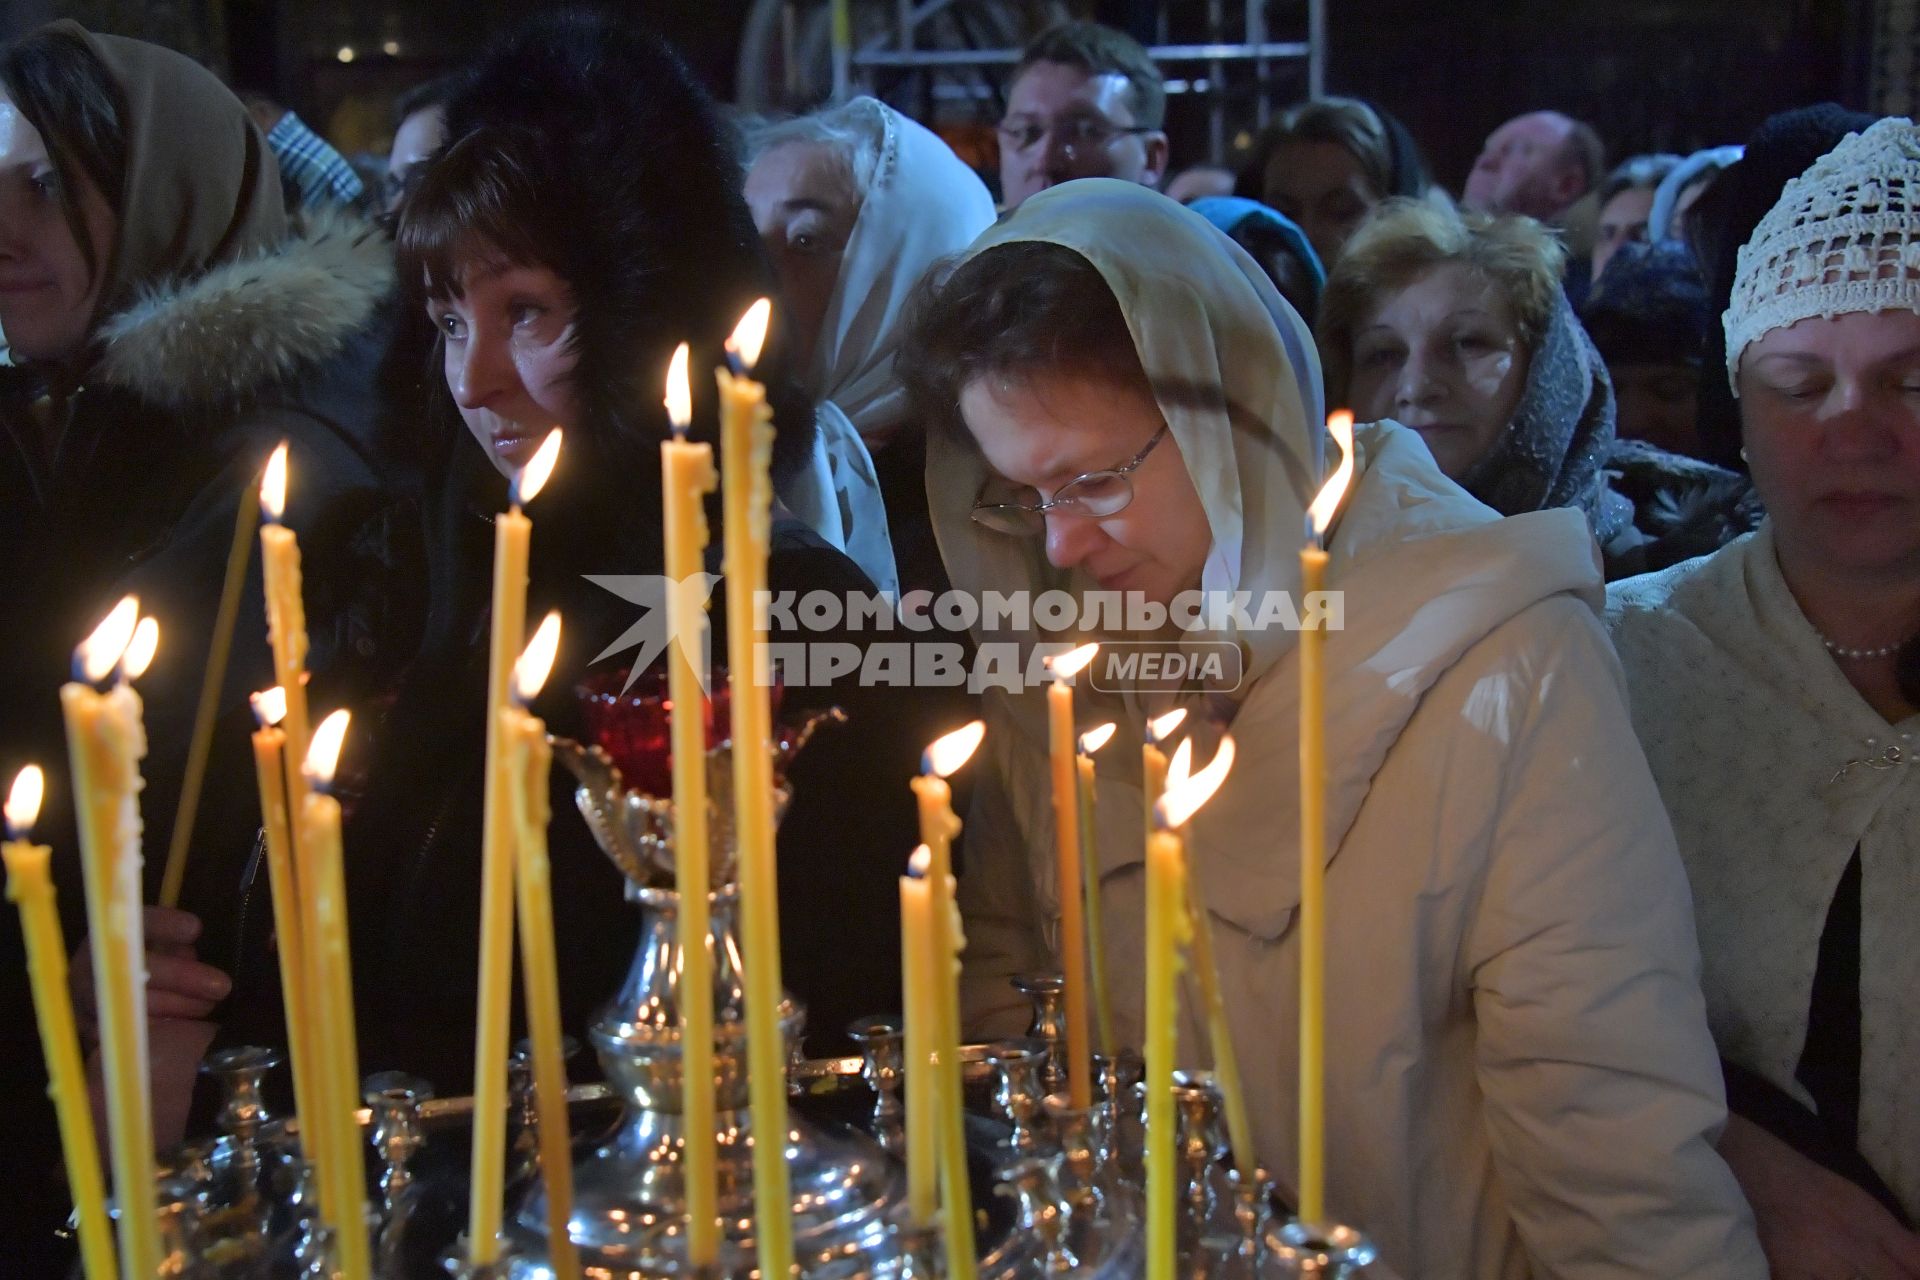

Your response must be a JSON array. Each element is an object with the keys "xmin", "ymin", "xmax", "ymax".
[
  {"xmin": 926, "ymin": 177, "xmax": 1326, "ymax": 690},
  {"xmin": 49, "ymin": 21, "xmax": 286, "ymax": 324}
]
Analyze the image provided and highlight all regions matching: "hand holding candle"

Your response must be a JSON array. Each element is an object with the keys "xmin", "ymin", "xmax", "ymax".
[
  {"xmin": 1297, "ymin": 410, "xmax": 1354, "ymax": 1224},
  {"xmin": 1044, "ymin": 642, "xmax": 1100, "ymax": 1109},
  {"xmin": 5, "ymin": 766, "xmax": 116, "ymax": 1280},
  {"xmin": 470, "ymin": 428, "xmax": 562, "ymax": 1263},
  {"xmin": 504, "ymin": 613, "xmax": 581, "ymax": 1280},
  {"xmin": 61, "ymin": 596, "xmax": 160, "ymax": 1277}
]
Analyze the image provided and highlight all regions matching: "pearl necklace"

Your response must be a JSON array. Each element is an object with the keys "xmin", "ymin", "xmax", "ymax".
[{"xmin": 1820, "ymin": 634, "xmax": 1904, "ymax": 660}]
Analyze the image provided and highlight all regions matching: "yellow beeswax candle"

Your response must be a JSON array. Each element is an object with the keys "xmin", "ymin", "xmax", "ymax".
[
  {"xmin": 247, "ymin": 690, "xmax": 323, "ymax": 1188},
  {"xmin": 900, "ymin": 847, "xmax": 938, "ymax": 1227},
  {"xmin": 1148, "ymin": 737, "xmax": 1238, "ymax": 1280},
  {"xmin": 1297, "ymin": 411, "xmax": 1354, "ymax": 1224},
  {"xmin": 258, "ymin": 444, "xmax": 335, "ymax": 1192},
  {"xmin": 470, "ymin": 429, "xmax": 562, "ymax": 1263},
  {"xmin": 1046, "ymin": 642, "xmax": 1099, "ymax": 1110},
  {"xmin": 5, "ymin": 767, "xmax": 116, "ymax": 1280},
  {"xmin": 1076, "ymin": 724, "xmax": 1117, "ymax": 1056},
  {"xmin": 300, "ymin": 710, "xmax": 370, "ymax": 1280},
  {"xmin": 504, "ymin": 614, "xmax": 580, "ymax": 1280},
  {"xmin": 717, "ymin": 300, "xmax": 794, "ymax": 1278},
  {"xmin": 61, "ymin": 598, "xmax": 159, "ymax": 1278},
  {"xmin": 1141, "ymin": 707, "xmax": 1187, "ymax": 845},
  {"xmin": 663, "ymin": 343, "xmax": 722, "ymax": 1264},
  {"xmin": 914, "ymin": 722, "xmax": 984, "ymax": 1280}
]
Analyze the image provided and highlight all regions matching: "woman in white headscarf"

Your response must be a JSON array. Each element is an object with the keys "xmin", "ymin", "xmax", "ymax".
[
  {"xmin": 900, "ymin": 178, "xmax": 1762, "ymax": 1279},
  {"xmin": 1608, "ymin": 118, "xmax": 1920, "ymax": 1274},
  {"xmin": 747, "ymin": 96, "xmax": 997, "ymax": 596}
]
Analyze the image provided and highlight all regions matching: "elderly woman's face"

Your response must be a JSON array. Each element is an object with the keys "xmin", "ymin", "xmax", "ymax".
[
  {"xmin": 426, "ymin": 252, "xmax": 580, "ymax": 478},
  {"xmin": 961, "ymin": 370, "xmax": 1211, "ymax": 608},
  {"xmin": 0, "ymin": 92, "xmax": 116, "ymax": 363},
  {"xmin": 1739, "ymin": 308, "xmax": 1920, "ymax": 578},
  {"xmin": 1347, "ymin": 262, "xmax": 1529, "ymax": 480},
  {"xmin": 745, "ymin": 141, "xmax": 861, "ymax": 372}
]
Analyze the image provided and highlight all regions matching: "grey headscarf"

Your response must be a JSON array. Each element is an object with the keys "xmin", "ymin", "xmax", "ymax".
[{"xmin": 1459, "ymin": 286, "xmax": 1632, "ymax": 546}]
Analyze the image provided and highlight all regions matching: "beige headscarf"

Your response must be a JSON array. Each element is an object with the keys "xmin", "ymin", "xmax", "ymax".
[
  {"xmin": 926, "ymin": 177, "xmax": 1325, "ymax": 691},
  {"xmin": 49, "ymin": 21, "xmax": 286, "ymax": 324}
]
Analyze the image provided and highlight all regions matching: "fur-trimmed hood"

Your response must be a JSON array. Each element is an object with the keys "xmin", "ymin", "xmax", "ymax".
[{"xmin": 93, "ymin": 208, "xmax": 394, "ymax": 410}]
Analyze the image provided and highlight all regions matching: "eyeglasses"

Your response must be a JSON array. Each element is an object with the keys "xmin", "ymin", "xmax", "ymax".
[
  {"xmin": 971, "ymin": 426, "xmax": 1169, "ymax": 536},
  {"xmin": 996, "ymin": 115, "xmax": 1155, "ymax": 157}
]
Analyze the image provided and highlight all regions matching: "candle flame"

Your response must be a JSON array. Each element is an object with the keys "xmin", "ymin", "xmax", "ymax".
[
  {"xmin": 1307, "ymin": 410, "xmax": 1355, "ymax": 537},
  {"xmin": 664, "ymin": 341, "xmax": 692, "ymax": 431},
  {"xmin": 923, "ymin": 719, "xmax": 986, "ymax": 778},
  {"xmin": 1146, "ymin": 707, "xmax": 1188, "ymax": 744},
  {"xmin": 908, "ymin": 844, "xmax": 932, "ymax": 878},
  {"xmin": 1079, "ymin": 722, "xmax": 1117, "ymax": 754},
  {"xmin": 5, "ymin": 765, "xmax": 44, "ymax": 837},
  {"xmin": 120, "ymin": 616, "xmax": 159, "ymax": 681},
  {"xmin": 77, "ymin": 595, "xmax": 140, "ymax": 684},
  {"xmin": 1047, "ymin": 641, "xmax": 1100, "ymax": 681},
  {"xmin": 1158, "ymin": 735, "xmax": 1235, "ymax": 829},
  {"xmin": 261, "ymin": 442, "xmax": 288, "ymax": 521},
  {"xmin": 726, "ymin": 298, "xmax": 772, "ymax": 371},
  {"xmin": 512, "ymin": 611, "xmax": 563, "ymax": 704},
  {"xmin": 250, "ymin": 687, "xmax": 288, "ymax": 728},
  {"xmin": 512, "ymin": 428, "xmax": 563, "ymax": 506},
  {"xmin": 304, "ymin": 708, "xmax": 352, "ymax": 787}
]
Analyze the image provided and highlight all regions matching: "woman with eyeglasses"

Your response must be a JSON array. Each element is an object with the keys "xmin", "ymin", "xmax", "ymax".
[{"xmin": 899, "ymin": 178, "xmax": 1763, "ymax": 1278}]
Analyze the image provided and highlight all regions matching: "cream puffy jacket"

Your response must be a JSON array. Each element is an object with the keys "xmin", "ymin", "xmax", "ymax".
[{"xmin": 958, "ymin": 424, "xmax": 1765, "ymax": 1279}]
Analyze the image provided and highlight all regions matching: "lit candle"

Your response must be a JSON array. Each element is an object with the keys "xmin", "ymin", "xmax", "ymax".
[
  {"xmin": 246, "ymin": 689, "xmax": 323, "ymax": 1190},
  {"xmin": 900, "ymin": 845, "xmax": 938, "ymax": 1227},
  {"xmin": 60, "ymin": 597, "xmax": 159, "ymax": 1277},
  {"xmin": 299, "ymin": 710, "xmax": 370, "ymax": 1280},
  {"xmin": 1076, "ymin": 723, "xmax": 1117, "ymax": 1056},
  {"xmin": 470, "ymin": 427, "xmax": 562, "ymax": 1263},
  {"xmin": 717, "ymin": 299, "xmax": 794, "ymax": 1278},
  {"xmin": 1297, "ymin": 411, "xmax": 1354, "ymax": 1224},
  {"xmin": 1146, "ymin": 736, "xmax": 1237, "ymax": 1280},
  {"xmin": 913, "ymin": 721, "xmax": 984, "ymax": 1280},
  {"xmin": 257, "ymin": 443, "xmax": 335, "ymax": 1195},
  {"xmin": 1142, "ymin": 707, "xmax": 1187, "ymax": 844},
  {"xmin": 4, "ymin": 767, "xmax": 116, "ymax": 1280},
  {"xmin": 1045, "ymin": 641, "xmax": 1099, "ymax": 1109},
  {"xmin": 663, "ymin": 342, "xmax": 722, "ymax": 1264},
  {"xmin": 502, "ymin": 614, "xmax": 580, "ymax": 1280}
]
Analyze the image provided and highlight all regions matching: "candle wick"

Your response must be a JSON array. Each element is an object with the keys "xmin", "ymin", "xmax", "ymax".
[{"xmin": 723, "ymin": 348, "xmax": 746, "ymax": 378}]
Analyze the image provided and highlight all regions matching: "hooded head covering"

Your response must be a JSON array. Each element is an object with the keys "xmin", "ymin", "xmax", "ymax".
[
  {"xmin": 46, "ymin": 22, "xmax": 286, "ymax": 321},
  {"xmin": 1647, "ymin": 144, "xmax": 1744, "ymax": 245},
  {"xmin": 1186, "ymin": 195, "xmax": 1327, "ymax": 318},
  {"xmin": 805, "ymin": 97, "xmax": 996, "ymax": 449},
  {"xmin": 926, "ymin": 178, "xmax": 1324, "ymax": 688},
  {"xmin": 1459, "ymin": 286, "xmax": 1631, "ymax": 544},
  {"xmin": 1580, "ymin": 238, "xmax": 1711, "ymax": 369}
]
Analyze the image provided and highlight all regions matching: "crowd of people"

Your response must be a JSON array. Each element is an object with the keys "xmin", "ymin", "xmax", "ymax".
[{"xmin": 0, "ymin": 9, "xmax": 1913, "ymax": 1278}]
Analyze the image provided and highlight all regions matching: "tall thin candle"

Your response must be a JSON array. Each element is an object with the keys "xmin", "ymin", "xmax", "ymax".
[
  {"xmin": 4, "ymin": 767, "xmax": 116, "ymax": 1280},
  {"xmin": 61, "ymin": 598, "xmax": 160, "ymax": 1276},
  {"xmin": 1045, "ymin": 641, "xmax": 1099, "ymax": 1109},
  {"xmin": 662, "ymin": 343, "xmax": 722, "ymax": 1263},
  {"xmin": 1076, "ymin": 723, "xmax": 1117, "ymax": 1055},
  {"xmin": 1297, "ymin": 410, "xmax": 1355, "ymax": 1224},
  {"xmin": 503, "ymin": 614, "xmax": 580, "ymax": 1280},
  {"xmin": 900, "ymin": 846, "xmax": 938, "ymax": 1226},
  {"xmin": 717, "ymin": 300, "xmax": 793, "ymax": 1278},
  {"xmin": 470, "ymin": 427, "xmax": 562, "ymax": 1263}
]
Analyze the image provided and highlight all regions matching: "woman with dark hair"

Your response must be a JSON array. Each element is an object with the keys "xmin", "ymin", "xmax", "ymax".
[{"xmin": 898, "ymin": 178, "xmax": 1760, "ymax": 1278}]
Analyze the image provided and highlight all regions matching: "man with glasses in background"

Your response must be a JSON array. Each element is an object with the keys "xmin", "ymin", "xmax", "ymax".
[{"xmin": 997, "ymin": 21, "xmax": 1169, "ymax": 212}]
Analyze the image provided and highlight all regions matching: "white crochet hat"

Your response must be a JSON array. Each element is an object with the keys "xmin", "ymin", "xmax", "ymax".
[{"xmin": 1724, "ymin": 116, "xmax": 1920, "ymax": 391}]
